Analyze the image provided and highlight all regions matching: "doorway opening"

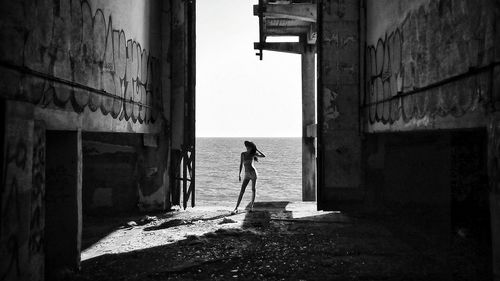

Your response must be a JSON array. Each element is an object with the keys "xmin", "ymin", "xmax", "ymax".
[
  {"xmin": 365, "ymin": 129, "xmax": 492, "ymax": 280},
  {"xmin": 195, "ymin": 0, "xmax": 314, "ymax": 207},
  {"xmin": 45, "ymin": 130, "xmax": 81, "ymax": 279}
]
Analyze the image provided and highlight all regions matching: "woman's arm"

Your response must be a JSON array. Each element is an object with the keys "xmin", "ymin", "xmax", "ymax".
[
  {"xmin": 256, "ymin": 149, "xmax": 266, "ymax": 157},
  {"xmin": 239, "ymin": 153, "xmax": 243, "ymax": 181}
]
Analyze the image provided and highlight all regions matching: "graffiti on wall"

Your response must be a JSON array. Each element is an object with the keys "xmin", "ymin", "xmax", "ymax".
[
  {"xmin": 0, "ymin": 121, "xmax": 32, "ymax": 281},
  {"xmin": 0, "ymin": 143, "xmax": 23, "ymax": 281},
  {"xmin": 29, "ymin": 122, "xmax": 45, "ymax": 280},
  {"xmin": 365, "ymin": 29, "xmax": 404, "ymax": 124},
  {"xmin": 364, "ymin": 0, "xmax": 494, "ymax": 126},
  {"xmin": 3, "ymin": 0, "xmax": 163, "ymax": 124},
  {"xmin": 322, "ymin": 87, "xmax": 340, "ymax": 130}
]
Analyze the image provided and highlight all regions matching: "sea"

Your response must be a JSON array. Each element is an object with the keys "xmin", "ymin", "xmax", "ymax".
[{"xmin": 195, "ymin": 137, "xmax": 302, "ymax": 206}]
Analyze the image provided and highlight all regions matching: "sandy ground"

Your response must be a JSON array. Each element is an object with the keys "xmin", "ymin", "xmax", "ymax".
[{"xmin": 70, "ymin": 202, "xmax": 490, "ymax": 281}]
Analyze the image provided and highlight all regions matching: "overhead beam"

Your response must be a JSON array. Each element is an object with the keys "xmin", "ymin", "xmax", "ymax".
[
  {"xmin": 265, "ymin": 18, "xmax": 311, "ymax": 27},
  {"xmin": 265, "ymin": 26, "xmax": 309, "ymax": 36},
  {"xmin": 254, "ymin": 4, "xmax": 317, "ymax": 22},
  {"xmin": 254, "ymin": 1, "xmax": 317, "ymax": 60},
  {"xmin": 254, "ymin": 42, "xmax": 304, "ymax": 54}
]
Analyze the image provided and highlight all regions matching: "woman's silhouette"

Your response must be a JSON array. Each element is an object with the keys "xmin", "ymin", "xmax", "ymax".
[{"xmin": 233, "ymin": 141, "xmax": 265, "ymax": 213}]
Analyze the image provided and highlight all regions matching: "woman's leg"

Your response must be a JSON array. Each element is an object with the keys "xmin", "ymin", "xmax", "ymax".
[
  {"xmin": 234, "ymin": 178, "xmax": 250, "ymax": 211},
  {"xmin": 250, "ymin": 179, "xmax": 257, "ymax": 211}
]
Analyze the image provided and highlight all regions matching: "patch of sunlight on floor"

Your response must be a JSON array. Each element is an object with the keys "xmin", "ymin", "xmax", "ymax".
[
  {"xmin": 290, "ymin": 211, "xmax": 340, "ymax": 219},
  {"xmin": 80, "ymin": 202, "xmax": 341, "ymax": 261},
  {"xmin": 81, "ymin": 206, "xmax": 244, "ymax": 261}
]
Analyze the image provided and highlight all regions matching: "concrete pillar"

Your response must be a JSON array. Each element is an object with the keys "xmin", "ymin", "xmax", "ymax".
[
  {"xmin": 317, "ymin": 0, "xmax": 361, "ymax": 209},
  {"xmin": 171, "ymin": 0, "xmax": 186, "ymax": 151},
  {"xmin": 488, "ymin": 115, "xmax": 500, "ymax": 281},
  {"xmin": 301, "ymin": 43, "xmax": 316, "ymax": 201},
  {"xmin": 45, "ymin": 130, "xmax": 82, "ymax": 278}
]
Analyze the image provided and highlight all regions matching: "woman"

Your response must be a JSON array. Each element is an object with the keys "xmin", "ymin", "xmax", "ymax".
[{"xmin": 233, "ymin": 140, "xmax": 266, "ymax": 213}]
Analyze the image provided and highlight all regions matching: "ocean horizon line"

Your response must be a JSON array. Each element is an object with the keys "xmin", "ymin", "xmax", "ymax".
[{"xmin": 196, "ymin": 136, "xmax": 301, "ymax": 138}]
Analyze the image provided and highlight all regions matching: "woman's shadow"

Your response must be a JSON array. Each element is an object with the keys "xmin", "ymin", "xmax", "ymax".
[{"xmin": 241, "ymin": 201, "xmax": 292, "ymax": 229}]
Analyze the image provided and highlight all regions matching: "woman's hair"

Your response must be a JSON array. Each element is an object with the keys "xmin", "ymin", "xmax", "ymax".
[{"xmin": 244, "ymin": 140, "xmax": 258, "ymax": 162}]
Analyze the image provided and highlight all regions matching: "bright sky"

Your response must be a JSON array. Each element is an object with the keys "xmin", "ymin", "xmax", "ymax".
[{"xmin": 196, "ymin": 0, "xmax": 302, "ymax": 137}]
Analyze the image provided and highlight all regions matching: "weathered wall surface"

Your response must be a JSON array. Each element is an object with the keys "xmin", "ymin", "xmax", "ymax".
[
  {"xmin": 82, "ymin": 134, "xmax": 140, "ymax": 213},
  {"xmin": 361, "ymin": 1, "xmax": 500, "ymax": 277},
  {"xmin": 0, "ymin": 102, "xmax": 48, "ymax": 281},
  {"xmin": 171, "ymin": 0, "xmax": 186, "ymax": 151},
  {"xmin": 137, "ymin": 138, "xmax": 171, "ymax": 211},
  {"xmin": 363, "ymin": 0, "xmax": 497, "ymax": 131},
  {"xmin": 0, "ymin": 0, "xmax": 165, "ymax": 133},
  {"xmin": 82, "ymin": 132, "xmax": 172, "ymax": 213},
  {"xmin": 30, "ymin": 121, "xmax": 45, "ymax": 281},
  {"xmin": 0, "ymin": 0, "xmax": 182, "ymax": 279},
  {"xmin": 318, "ymin": 0, "xmax": 362, "ymax": 207},
  {"xmin": 317, "ymin": 0, "xmax": 500, "ymax": 277}
]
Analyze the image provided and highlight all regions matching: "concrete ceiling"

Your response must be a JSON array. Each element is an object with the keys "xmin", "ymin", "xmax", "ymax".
[{"xmin": 254, "ymin": 0, "xmax": 317, "ymax": 59}]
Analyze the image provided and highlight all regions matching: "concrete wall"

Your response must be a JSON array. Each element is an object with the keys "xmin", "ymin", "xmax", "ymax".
[
  {"xmin": 0, "ymin": 101, "xmax": 41, "ymax": 281},
  {"xmin": 0, "ymin": 0, "xmax": 190, "ymax": 279},
  {"xmin": 360, "ymin": 0, "xmax": 500, "ymax": 278},
  {"xmin": 363, "ymin": 0, "xmax": 497, "ymax": 131},
  {"xmin": 318, "ymin": 1, "xmax": 499, "ymax": 276},
  {"xmin": 0, "ymin": 0, "xmax": 165, "ymax": 133}
]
